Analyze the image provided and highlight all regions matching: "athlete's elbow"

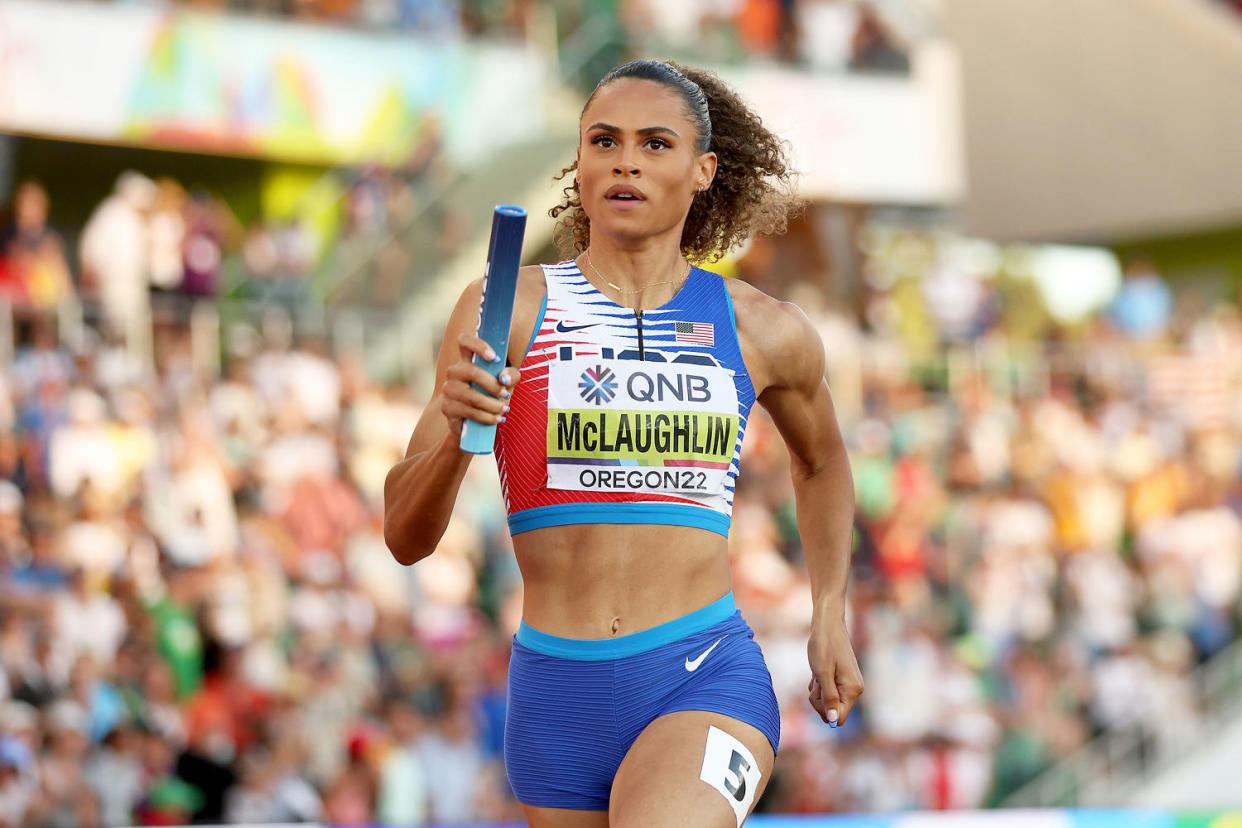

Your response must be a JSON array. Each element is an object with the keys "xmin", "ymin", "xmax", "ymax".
[
  {"xmin": 384, "ymin": 521, "xmax": 431, "ymax": 566},
  {"xmin": 382, "ymin": 497, "xmax": 431, "ymax": 567},
  {"xmin": 388, "ymin": 545, "xmax": 429, "ymax": 567},
  {"xmin": 790, "ymin": 454, "xmax": 835, "ymax": 483},
  {"xmin": 792, "ymin": 432, "xmax": 851, "ymax": 480},
  {"xmin": 791, "ymin": 446, "xmax": 854, "ymax": 496},
  {"xmin": 383, "ymin": 472, "xmax": 416, "ymax": 564}
]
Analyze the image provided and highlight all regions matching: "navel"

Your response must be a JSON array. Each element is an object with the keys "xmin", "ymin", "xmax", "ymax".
[{"xmin": 610, "ymin": 617, "xmax": 622, "ymax": 636}]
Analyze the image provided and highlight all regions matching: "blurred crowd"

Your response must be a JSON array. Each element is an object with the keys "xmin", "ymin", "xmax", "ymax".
[
  {"xmin": 4, "ymin": 181, "xmax": 1242, "ymax": 826},
  {"xmin": 735, "ymin": 241, "xmax": 1242, "ymax": 811},
  {"xmin": 91, "ymin": 0, "xmax": 918, "ymax": 74},
  {"xmin": 91, "ymin": 0, "xmax": 537, "ymax": 38},
  {"xmin": 0, "ymin": 174, "xmax": 253, "ymax": 330},
  {"xmin": 73, "ymin": 0, "xmax": 1242, "ymax": 76},
  {"xmin": 1, "ymin": 300, "xmax": 522, "ymax": 826},
  {"xmin": 620, "ymin": 0, "xmax": 915, "ymax": 72},
  {"xmin": 0, "ymin": 146, "xmax": 452, "ymax": 333}
]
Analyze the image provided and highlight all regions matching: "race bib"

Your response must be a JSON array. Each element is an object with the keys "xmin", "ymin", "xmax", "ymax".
[{"xmin": 546, "ymin": 355, "xmax": 739, "ymax": 495}]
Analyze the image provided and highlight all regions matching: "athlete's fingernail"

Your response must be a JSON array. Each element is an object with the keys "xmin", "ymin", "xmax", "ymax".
[
  {"xmin": 502, "ymin": 404, "xmax": 510, "ymax": 414},
  {"xmin": 485, "ymin": 348, "xmax": 497, "ymax": 362},
  {"xmin": 498, "ymin": 416, "xmax": 507, "ymax": 424},
  {"xmin": 500, "ymin": 389, "xmax": 511, "ymax": 399},
  {"xmin": 499, "ymin": 373, "xmax": 511, "ymax": 385},
  {"xmin": 828, "ymin": 709, "xmax": 839, "ymax": 725}
]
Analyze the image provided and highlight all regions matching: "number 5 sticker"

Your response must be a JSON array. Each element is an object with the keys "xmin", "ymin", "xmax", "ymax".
[{"xmin": 698, "ymin": 726, "xmax": 762, "ymax": 826}]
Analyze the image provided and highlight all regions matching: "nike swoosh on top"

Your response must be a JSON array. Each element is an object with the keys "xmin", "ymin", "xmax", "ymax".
[
  {"xmin": 555, "ymin": 321, "xmax": 598, "ymax": 333},
  {"xmin": 685, "ymin": 635, "xmax": 728, "ymax": 672}
]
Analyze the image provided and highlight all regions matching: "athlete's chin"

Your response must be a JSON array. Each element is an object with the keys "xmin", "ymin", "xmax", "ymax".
[{"xmin": 591, "ymin": 216, "xmax": 681, "ymax": 245}]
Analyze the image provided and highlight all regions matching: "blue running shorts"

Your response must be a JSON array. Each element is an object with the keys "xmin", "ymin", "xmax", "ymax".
[{"xmin": 504, "ymin": 592, "xmax": 781, "ymax": 810}]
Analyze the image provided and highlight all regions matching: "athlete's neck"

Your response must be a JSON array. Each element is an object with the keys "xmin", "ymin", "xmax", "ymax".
[{"xmin": 579, "ymin": 240, "xmax": 688, "ymax": 310}]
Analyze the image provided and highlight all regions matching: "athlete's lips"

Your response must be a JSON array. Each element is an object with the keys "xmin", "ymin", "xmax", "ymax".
[{"xmin": 604, "ymin": 184, "xmax": 646, "ymax": 201}]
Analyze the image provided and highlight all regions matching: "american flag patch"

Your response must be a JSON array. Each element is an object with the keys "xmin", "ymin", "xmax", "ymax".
[{"xmin": 674, "ymin": 321, "xmax": 714, "ymax": 346}]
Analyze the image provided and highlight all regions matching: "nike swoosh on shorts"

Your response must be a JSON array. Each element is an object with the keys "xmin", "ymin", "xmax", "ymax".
[
  {"xmin": 556, "ymin": 321, "xmax": 597, "ymax": 333},
  {"xmin": 685, "ymin": 635, "xmax": 728, "ymax": 672}
]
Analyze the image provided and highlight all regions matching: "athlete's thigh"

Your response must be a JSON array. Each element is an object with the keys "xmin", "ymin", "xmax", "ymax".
[
  {"xmin": 609, "ymin": 710, "xmax": 775, "ymax": 828},
  {"xmin": 521, "ymin": 804, "xmax": 610, "ymax": 828}
]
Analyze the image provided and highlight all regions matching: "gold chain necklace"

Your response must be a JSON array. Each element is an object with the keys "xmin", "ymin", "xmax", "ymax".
[{"xmin": 585, "ymin": 249, "xmax": 690, "ymax": 297}]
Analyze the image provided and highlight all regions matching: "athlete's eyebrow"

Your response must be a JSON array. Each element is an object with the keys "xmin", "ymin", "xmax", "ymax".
[{"xmin": 586, "ymin": 122, "xmax": 682, "ymax": 138}]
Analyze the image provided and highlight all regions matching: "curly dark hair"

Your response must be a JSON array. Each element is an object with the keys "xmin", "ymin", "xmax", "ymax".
[{"xmin": 549, "ymin": 59, "xmax": 798, "ymax": 262}]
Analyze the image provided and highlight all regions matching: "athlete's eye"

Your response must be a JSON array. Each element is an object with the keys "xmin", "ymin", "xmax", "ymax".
[
  {"xmin": 645, "ymin": 138, "xmax": 671, "ymax": 150},
  {"xmin": 590, "ymin": 134, "xmax": 617, "ymax": 149}
]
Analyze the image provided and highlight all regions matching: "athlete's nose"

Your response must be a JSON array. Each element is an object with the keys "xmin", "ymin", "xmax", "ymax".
[{"xmin": 614, "ymin": 146, "xmax": 640, "ymax": 177}]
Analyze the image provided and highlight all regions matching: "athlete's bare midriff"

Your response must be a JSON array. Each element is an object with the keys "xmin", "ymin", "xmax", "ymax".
[{"xmin": 513, "ymin": 522, "xmax": 733, "ymax": 639}]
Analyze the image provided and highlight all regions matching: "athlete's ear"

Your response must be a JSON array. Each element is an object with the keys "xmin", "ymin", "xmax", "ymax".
[{"xmin": 696, "ymin": 151, "xmax": 717, "ymax": 192}]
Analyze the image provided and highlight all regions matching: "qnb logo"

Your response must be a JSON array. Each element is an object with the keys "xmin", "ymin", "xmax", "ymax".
[
  {"xmin": 627, "ymin": 371, "xmax": 711, "ymax": 403},
  {"xmin": 578, "ymin": 365, "xmax": 618, "ymax": 405}
]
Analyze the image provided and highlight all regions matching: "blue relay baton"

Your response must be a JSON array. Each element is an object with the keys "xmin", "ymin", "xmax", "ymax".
[{"xmin": 460, "ymin": 205, "xmax": 527, "ymax": 455}]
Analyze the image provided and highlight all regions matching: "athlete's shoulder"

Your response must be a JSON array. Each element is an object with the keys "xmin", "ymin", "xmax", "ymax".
[
  {"xmin": 724, "ymin": 277, "xmax": 818, "ymax": 349},
  {"xmin": 516, "ymin": 263, "xmax": 548, "ymax": 295},
  {"xmin": 723, "ymin": 277, "xmax": 823, "ymax": 392},
  {"xmin": 721, "ymin": 275, "xmax": 775, "ymax": 314}
]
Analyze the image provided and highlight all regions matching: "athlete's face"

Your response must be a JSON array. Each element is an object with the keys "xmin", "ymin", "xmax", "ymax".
[{"xmin": 577, "ymin": 79, "xmax": 717, "ymax": 246}]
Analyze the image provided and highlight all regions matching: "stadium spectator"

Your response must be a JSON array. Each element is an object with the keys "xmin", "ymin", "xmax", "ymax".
[
  {"xmin": 79, "ymin": 172, "xmax": 156, "ymax": 341},
  {"xmin": 850, "ymin": 1, "xmax": 910, "ymax": 73},
  {"xmin": 1109, "ymin": 257, "xmax": 1173, "ymax": 341},
  {"xmin": 180, "ymin": 192, "xmax": 239, "ymax": 300},
  {"xmin": 146, "ymin": 179, "xmax": 187, "ymax": 298},
  {"xmin": 0, "ymin": 181, "xmax": 73, "ymax": 314}
]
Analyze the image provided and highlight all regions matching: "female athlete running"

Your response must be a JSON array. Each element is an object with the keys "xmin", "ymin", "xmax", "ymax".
[{"xmin": 385, "ymin": 59, "xmax": 862, "ymax": 827}]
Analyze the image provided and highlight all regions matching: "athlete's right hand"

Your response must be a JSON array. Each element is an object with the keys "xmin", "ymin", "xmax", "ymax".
[{"xmin": 441, "ymin": 332, "xmax": 520, "ymax": 439}]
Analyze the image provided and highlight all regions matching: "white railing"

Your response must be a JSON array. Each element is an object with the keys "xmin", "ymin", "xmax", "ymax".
[{"xmin": 1003, "ymin": 634, "xmax": 1242, "ymax": 808}]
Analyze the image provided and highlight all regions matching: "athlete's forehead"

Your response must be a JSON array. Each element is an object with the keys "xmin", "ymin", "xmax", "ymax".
[{"xmin": 580, "ymin": 79, "xmax": 696, "ymax": 137}]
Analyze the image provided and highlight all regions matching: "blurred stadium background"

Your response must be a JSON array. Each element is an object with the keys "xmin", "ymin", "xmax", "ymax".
[{"xmin": 3, "ymin": 0, "xmax": 1242, "ymax": 826}]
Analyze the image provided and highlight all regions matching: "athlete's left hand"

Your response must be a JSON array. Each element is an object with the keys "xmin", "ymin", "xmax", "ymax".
[{"xmin": 807, "ymin": 611, "xmax": 864, "ymax": 728}]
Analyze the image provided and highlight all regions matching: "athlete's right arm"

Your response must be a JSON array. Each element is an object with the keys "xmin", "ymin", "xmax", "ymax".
[{"xmin": 383, "ymin": 277, "xmax": 518, "ymax": 565}]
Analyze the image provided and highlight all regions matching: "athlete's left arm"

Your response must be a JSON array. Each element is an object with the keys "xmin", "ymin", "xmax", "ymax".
[{"xmin": 746, "ymin": 295, "xmax": 863, "ymax": 728}]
